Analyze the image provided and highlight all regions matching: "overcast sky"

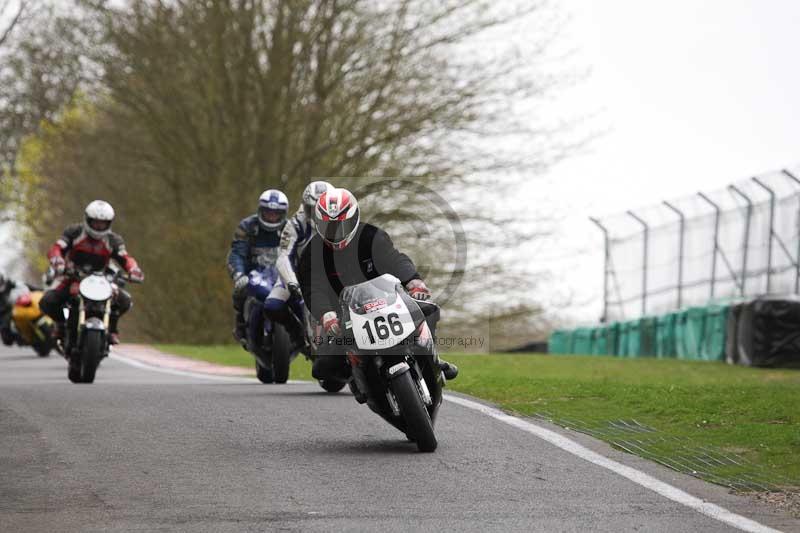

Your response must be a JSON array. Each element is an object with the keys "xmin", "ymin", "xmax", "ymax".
[
  {"xmin": 3, "ymin": 1, "xmax": 800, "ymax": 321},
  {"xmin": 533, "ymin": 0, "xmax": 800, "ymax": 322}
]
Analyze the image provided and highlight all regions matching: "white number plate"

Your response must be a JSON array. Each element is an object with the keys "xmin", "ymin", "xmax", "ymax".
[{"xmin": 350, "ymin": 299, "xmax": 416, "ymax": 350}]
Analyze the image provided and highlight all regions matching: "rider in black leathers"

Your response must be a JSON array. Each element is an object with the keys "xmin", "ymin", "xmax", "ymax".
[{"xmin": 297, "ymin": 187, "xmax": 457, "ymax": 382}]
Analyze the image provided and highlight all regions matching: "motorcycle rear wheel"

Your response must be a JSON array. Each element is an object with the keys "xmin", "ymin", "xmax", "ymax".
[{"xmin": 392, "ymin": 371, "xmax": 437, "ymax": 452}]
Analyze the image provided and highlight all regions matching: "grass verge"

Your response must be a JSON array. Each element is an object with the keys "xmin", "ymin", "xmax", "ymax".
[{"xmin": 156, "ymin": 345, "xmax": 800, "ymax": 490}]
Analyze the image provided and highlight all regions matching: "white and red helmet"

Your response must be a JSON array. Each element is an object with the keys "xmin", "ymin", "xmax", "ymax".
[{"xmin": 314, "ymin": 188, "xmax": 360, "ymax": 250}]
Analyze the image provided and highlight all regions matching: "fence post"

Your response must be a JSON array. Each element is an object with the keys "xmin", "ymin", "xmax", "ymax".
[
  {"xmin": 589, "ymin": 217, "xmax": 609, "ymax": 322},
  {"xmin": 626, "ymin": 210, "xmax": 649, "ymax": 316},
  {"xmin": 663, "ymin": 201, "xmax": 685, "ymax": 309},
  {"xmin": 782, "ymin": 170, "xmax": 800, "ymax": 292},
  {"xmin": 729, "ymin": 185, "xmax": 753, "ymax": 297},
  {"xmin": 697, "ymin": 192, "xmax": 720, "ymax": 299},
  {"xmin": 752, "ymin": 177, "xmax": 775, "ymax": 293}
]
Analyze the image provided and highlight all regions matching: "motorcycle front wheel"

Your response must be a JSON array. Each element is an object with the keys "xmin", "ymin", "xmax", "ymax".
[
  {"xmin": 78, "ymin": 330, "xmax": 104, "ymax": 384},
  {"xmin": 392, "ymin": 371, "xmax": 437, "ymax": 452}
]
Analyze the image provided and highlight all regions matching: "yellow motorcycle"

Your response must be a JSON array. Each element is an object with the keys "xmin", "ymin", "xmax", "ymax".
[{"xmin": 11, "ymin": 291, "xmax": 57, "ymax": 357}]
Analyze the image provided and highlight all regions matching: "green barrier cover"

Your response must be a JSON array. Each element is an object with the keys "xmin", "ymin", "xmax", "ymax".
[
  {"xmin": 674, "ymin": 309, "xmax": 689, "ymax": 359},
  {"xmin": 572, "ymin": 327, "xmax": 593, "ymax": 354},
  {"xmin": 700, "ymin": 305, "xmax": 729, "ymax": 361},
  {"xmin": 624, "ymin": 319, "xmax": 642, "ymax": 358},
  {"xmin": 590, "ymin": 327, "xmax": 607, "ymax": 355},
  {"xmin": 656, "ymin": 313, "xmax": 678, "ymax": 358},
  {"xmin": 640, "ymin": 317, "xmax": 657, "ymax": 357},
  {"xmin": 617, "ymin": 321, "xmax": 631, "ymax": 357},
  {"xmin": 679, "ymin": 307, "xmax": 706, "ymax": 360},
  {"xmin": 548, "ymin": 330, "xmax": 571, "ymax": 355},
  {"xmin": 605, "ymin": 322, "xmax": 621, "ymax": 355},
  {"xmin": 550, "ymin": 303, "xmax": 731, "ymax": 360}
]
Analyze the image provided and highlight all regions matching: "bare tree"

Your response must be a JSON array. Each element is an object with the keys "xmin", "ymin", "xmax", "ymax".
[
  {"xmin": 0, "ymin": 1, "xmax": 99, "ymax": 220},
  {"xmin": 0, "ymin": 0, "xmax": 27, "ymax": 49},
  {"xmin": 17, "ymin": 0, "xmax": 577, "ymax": 344}
]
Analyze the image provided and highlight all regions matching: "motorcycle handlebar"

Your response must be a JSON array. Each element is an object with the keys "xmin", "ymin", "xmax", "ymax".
[{"xmin": 60, "ymin": 268, "xmax": 143, "ymax": 285}]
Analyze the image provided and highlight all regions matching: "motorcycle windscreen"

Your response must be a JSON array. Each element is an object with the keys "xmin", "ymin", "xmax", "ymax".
[
  {"xmin": 340, "ymin": 275, "xmax": 422, "ymax": 350},
  {"xmin": 248, "ymin": 265, "xmax": 279, "ymax": 300}
]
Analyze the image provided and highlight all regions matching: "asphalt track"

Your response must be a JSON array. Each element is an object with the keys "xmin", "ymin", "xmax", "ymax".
[{"xmin": 0, "ymin": 344, "xmax": 797, "ymax": 532}]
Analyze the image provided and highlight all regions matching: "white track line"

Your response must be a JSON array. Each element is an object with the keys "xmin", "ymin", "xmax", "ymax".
[
  {"xmin": 445, "ymin": 394, "xmax": 781, "ymax": 533},
  {"xmin": 112, "ymin": 353, "xmax": 781, "ymax": 533}
]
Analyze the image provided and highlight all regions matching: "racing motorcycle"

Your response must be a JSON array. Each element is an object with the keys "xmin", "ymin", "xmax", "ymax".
[
  {"xmin": 9, "ymin": 290, "xmax": 57, "ymax": 357},
  {"xmin": 338, "ymin": 274, "xmax": 444, "ymax": 452},
  {"xmin": 60, "ymin": 267, "xmax": 140, "ymax": 383},
  {"xmin": 244, "ymin": 265, "xmax": 302, "ymax": 384}
]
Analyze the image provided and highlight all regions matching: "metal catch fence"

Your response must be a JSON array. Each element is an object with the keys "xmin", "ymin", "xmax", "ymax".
[{"xmin": 591, "ymin": 167, "xmax": 800, "ymax": 322}]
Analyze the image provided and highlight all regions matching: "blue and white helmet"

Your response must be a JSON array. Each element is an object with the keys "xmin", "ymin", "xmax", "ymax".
[{"xmin": 257, "ymin": 189, "xmax": 289, "ymax": 231}]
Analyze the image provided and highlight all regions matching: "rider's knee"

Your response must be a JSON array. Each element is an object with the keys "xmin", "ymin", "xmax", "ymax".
[{"xmin": 114, "ymin": 289, "xmax": 132, "ymax": 314}]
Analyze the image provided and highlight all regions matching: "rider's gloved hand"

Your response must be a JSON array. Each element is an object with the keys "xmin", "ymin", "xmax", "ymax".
[
  {"xmin": 322, "ymin": 311, "xmax": 341, "ymax": 336},
  {"xmin": 129, "ymin": 267, "xmax": 145, "ymax": 283},
  {"xmin": 233, "ymin": 273, "xmax": 248, "ymax": 292},
  {"xmin": 287, "ymin": 282, "xmax": 302, "ymax": 301},
  {"xmin": 405, "ymin": 279, "xmax": 431, "ymax": 301},
  {"xmin": 50, "ymin": 256, "xmax": 66, "ymax": 276}
]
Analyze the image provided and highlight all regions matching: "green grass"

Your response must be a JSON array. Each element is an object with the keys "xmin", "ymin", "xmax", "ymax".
[
  {"xmin": 156, "ymin": 345, "xmax": 800, "ymax": 489},
  {"xmin": 445, "ymin": 353, "xmax": 800, "ymax": 490}
]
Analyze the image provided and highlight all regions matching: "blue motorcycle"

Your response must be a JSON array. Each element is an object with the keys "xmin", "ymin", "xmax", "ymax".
[{"xmin": 243, "ymin": 265, "xmax": 303, "ymax": 384}]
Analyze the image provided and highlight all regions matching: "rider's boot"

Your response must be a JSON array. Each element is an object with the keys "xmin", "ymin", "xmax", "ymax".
[
  {"xmin": 52, "ymin": 321, "xmax": 67, "ymax": 358},
  {"xmin": 53, "ymin": 321, "xmax": 65, "ymax": 341},
  {"xmin": 232, "ymin": 311, "xmax": 247, "ymax": 347},
  {"xmin": 312, "ymin": 354, "xmax": 351, "ymax": 382},
  {"xmin": 108, "ymin": 315, "xmax": 121, "ymax": 345},
  {"xmin": 438, "ymin": 360, "xmax": 458, "ymax": 380}
]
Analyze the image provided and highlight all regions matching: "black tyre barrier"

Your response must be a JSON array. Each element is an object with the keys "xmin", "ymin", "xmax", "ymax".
[{"xmin": 736, "ymin": 297, "xmax": 800, "ymax": 368}]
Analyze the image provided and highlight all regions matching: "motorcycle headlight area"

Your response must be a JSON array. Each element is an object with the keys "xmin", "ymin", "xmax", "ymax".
[{"xmin": 79, "ymin": 276, "xmax": 113, "ymax": 301}]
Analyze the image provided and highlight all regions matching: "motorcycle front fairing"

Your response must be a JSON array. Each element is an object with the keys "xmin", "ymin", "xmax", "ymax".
[
  {"xmin": 340, "ymin": 275, "xmax": 443, "ymax": 429},
  {"xmin": 247, "ymin": 265, "xmax": 280, "ymax": 301},
  {"xmin": 340, "ymin": 275, "xmax": 428, "ymax": 354}
]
